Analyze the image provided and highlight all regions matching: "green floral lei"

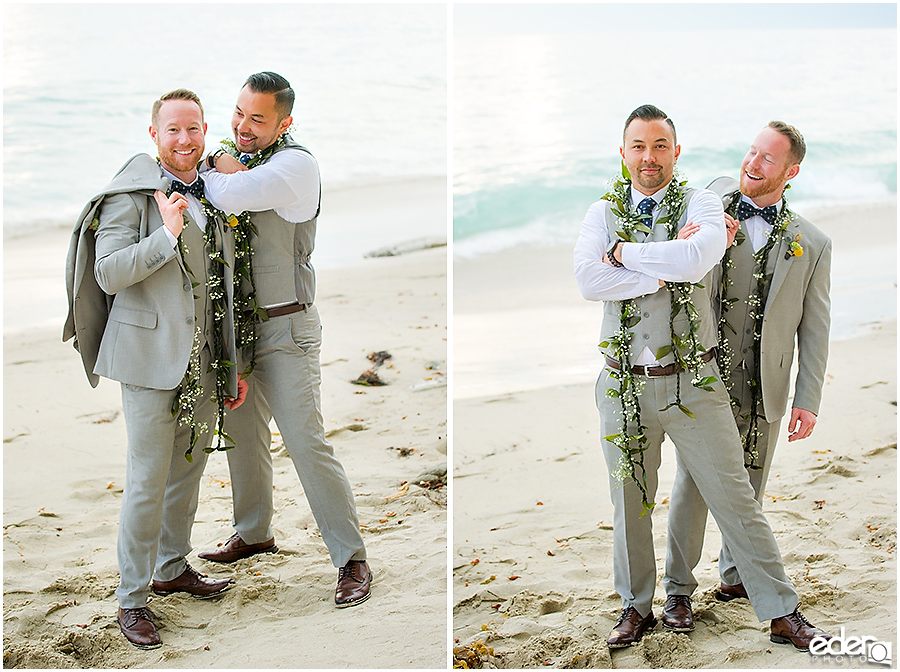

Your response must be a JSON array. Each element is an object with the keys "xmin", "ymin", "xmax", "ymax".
[
  {"xmin": 221, "ymin": 131, "xmax": 287, "ymax": 169},
  {"xmin": 163, "ymin": 172, "xmax": 241, "ymax": 461},
  {"xmin": 717, "ymin": 187, "xmax": 797, "ymax": 469},
  {"xmin": 171, "ymin": 134, "xmax": 290, "ymax": 459},
  {"xmin": 598, "ymin": 163, "xmax": 717, "ymax": 517},
  {"xmin": 217, "ymin": 133, "xmax": 293, "ymax": 367}
]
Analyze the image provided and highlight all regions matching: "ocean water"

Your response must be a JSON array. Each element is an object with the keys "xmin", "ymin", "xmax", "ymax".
[
  {"xmin": 452, "ymin": 17, "xmax": 896, "ymax": 398},
  {"xmin": 2, "ymin": 3, "xmax": 447, "ymax": 258},
  {"xmin": 454, "ymin": 27, "xmax": 897, "ymax": 256}
]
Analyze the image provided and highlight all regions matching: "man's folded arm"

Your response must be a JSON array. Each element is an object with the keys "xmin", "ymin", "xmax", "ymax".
[
  {"xmin": 619, "ymin": 189, "xmax": 726, "ymax": 283},
  {"xmin": 203, "ymin": 150, "xmax": 319, "ymax": 220},
  {"xmin": 574, "ymin": 202, "xmax": 664, "ymax": 301}
]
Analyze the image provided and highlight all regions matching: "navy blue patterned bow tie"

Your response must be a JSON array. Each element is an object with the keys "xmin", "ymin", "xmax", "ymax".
[
  {"xmin": 239, "ymin": 154, "xmax": 253, "ymax": 165},
  {"xmin": 636, "ymin": 197, "xmax": 656, "ymax": 222},
  {"xmin": 169, "ymin": 177, "xmax": 205, "ymax": 200},
  {"xmin": 737, "ymin": 200, "xmax": 777, "ymax": 225}
]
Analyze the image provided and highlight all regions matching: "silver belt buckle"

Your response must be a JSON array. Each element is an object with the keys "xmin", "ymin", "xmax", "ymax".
[{"xmin": 636, "ymin": 364, "xmax": 655, "ymax": 377}]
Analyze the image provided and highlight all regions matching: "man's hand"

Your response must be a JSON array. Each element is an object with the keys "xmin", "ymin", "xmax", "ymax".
[
  {"xmin": 787, "ymin": 407, "xmax": 817, "ymax": 442},
  {"xmin": 724, "ymin": 213, "xmax": 740, "ymax": 248},
  {"xmin": 224, "ymin": 378, "xmax": 249, "ymax": 410},
  {"xmin": 154, "ymin": 190, "xmax": 189, "ymax": 238},
  {"xmin": 214, "ymin": 153, "xmax": 249, "ymax": 174},
  {"xmin": 677, "ymin": 220, "xmax": 700, "ymax": 240}
]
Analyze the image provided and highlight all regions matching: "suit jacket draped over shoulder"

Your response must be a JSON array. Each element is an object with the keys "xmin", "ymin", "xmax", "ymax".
[{"xmin": 64, "ymin": 153, "xmax": 210, "ymax": 391}]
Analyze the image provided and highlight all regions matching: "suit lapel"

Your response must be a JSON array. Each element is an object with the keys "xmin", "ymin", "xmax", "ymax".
[
  {"xmin": 175, "ymin": 211, "xmax": 201, "ymax": 278},
  {"xmin": 764, "ymin": 218, "xmax": 799, "ymax": 312}
]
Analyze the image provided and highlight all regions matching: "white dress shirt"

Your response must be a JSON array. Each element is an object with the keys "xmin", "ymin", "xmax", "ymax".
[
  {"xmin": 202, "ymin": 147, "xmax": 320, "ymax": 224},
  {"xmin": 740, "ymin": 195, "xmax": 782, "ymax": 253},
  {"xmin": 574, "ymin": 180, "xmax": 726, "ymax": 365},
  {"xmin": 574, "ymin": 180, "xmax": 726, "ymax": 301},
  {"xmin": 161, "ymin": 168, "xmax": 206, "ymax": 248}
]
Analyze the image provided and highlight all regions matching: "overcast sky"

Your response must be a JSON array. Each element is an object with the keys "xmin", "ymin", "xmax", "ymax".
[{"xmin": 455, "ymin": 3, "xmax": 898, "ymax": 35}]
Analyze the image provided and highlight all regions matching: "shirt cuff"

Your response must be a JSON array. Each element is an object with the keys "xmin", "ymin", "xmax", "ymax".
[{"xmin": 163, "ymin": 226, "xmax": 178, "ymax": 248}]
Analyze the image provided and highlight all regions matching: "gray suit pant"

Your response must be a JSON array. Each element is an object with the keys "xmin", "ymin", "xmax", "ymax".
[
  {"xmin": 223, "ymin": 306, "xmax": 366, "ymax": 568},
  {"xmin": 116, "ymin": 347, "xmax": 214, "ymax": 609},
  {"xmin": 597, "ymin": 361, "xmax": 798, "ymax": 622},
  {"xmin": 665, "ymin": 367, "xmax": 783, "ymax": 592}
]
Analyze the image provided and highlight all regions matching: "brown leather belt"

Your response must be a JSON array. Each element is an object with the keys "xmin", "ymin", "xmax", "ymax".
[
  {"xmin": 605, "ymin": 347, "xmax": 716, "ymax": 378},
  {"xmin": 264, "ymin": 302, "xmax": 311, "ymax": 318}
]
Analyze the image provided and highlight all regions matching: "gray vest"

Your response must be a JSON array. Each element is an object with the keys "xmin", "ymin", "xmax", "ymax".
[
  {"xmin": 600, "ymin": 189, "xmax": 718, "ymax": 366},
  {"xmin": 249, "ymin": 136, "xmax": 321, "ymax": 306},
  {"xmin": 181, "ymin": 217, "xmax": 213, "ymax": 348},
  {"xmin": 724, "ymin": 222, "xmax": 779, "ymax": 372}
]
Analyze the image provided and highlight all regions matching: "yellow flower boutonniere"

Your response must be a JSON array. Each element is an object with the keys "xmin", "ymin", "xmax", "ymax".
[
  {"xmin": 785, "ymin": 233, "xmax": 803, "ymax": 260},
  {"xmin": 225, "ymin": 214, "xmax": 240, "ymax": 228}
]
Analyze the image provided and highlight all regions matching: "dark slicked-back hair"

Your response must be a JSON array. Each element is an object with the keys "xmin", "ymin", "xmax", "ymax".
[
  {"xmin": 152, "ymin": 88, "xmax": 204, "ymax": 126},
  {"xmin": 767, "ymin": 120, "xmax": 806, "ymax": 165},
  {"xmin": 623, "ymin": 104, "xmax": 677, "ymax": 145},
  {"xmin": 244, "ymin": 71, "xmax": 295, "ymax": 120}
]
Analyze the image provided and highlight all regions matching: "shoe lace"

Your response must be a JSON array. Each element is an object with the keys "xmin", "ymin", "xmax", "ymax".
[
  {"xmin": 122, "ymin": 607, "xmax": 153, "ymax": 626},
  {"xmin": 338, "ymin": 562, "xmax": 359, "ymax": 582},
  {"xmin": 667, "ymin": 595, "xmax": 691, "ymax": 607},
  {"xmin": 615, "ymin": 606, "xmax": 637, "ymax": 626},
  {"xmin": 792, "ymin": 609, "xmax": 814, "ymax": 628},
  {"xmin": 182, "ymin": 564, "xmax": 206, "ymax": 582}
]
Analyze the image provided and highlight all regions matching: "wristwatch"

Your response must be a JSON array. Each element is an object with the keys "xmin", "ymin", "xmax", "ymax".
[
  {"xmin": 206, "ymin": 148, "xmax": 226, "ymax": 169},
  {"xmin": 607, "ymin": 239, "xmax": 625, "ymax": 268}
]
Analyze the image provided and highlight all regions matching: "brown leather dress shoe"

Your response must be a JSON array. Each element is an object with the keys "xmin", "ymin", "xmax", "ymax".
[
  {"xmin": 335, "ymin": 560, "xmax": 372, "ymax": 608},
  {"xmin": 607, "ymin": 606, "xmax": 657, "ymax": 648},
  {"xmin": 152, "ymin": 563, "xmax": 234, "ymax": 598},
  {"xmin": 715, "ymin": 581, "xmax": 749, "ymax": 602},
  {"xmin": 661, "ymin": 595, "xmax": 694, "ymax": 632},
  {"xmin": 198, "ymin": 532, "xmax": 278, "ymax": 563},
  {"xmin": 118, "ymin": 607, "xmax": 162, "ymax": 649},
  {"xmin": 771, "ymin": 608, "xmax": 832, "ymax": 651}
]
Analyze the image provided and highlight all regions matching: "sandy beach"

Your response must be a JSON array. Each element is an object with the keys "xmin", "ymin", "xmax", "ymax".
[
  {"xmin": 3, "ymin": 179, "xmax": 448, "ymax": 668},
  {"xmin": 452, "ymin": 202, "xmax": 897, "ymax": 668}
]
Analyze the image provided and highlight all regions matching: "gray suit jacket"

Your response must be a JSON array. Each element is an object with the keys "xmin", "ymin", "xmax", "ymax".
[
  {"xmin": 708, "ymin": 176, "xmax": 832, "ymax": 421},
  {"xmin": 64, "ymin": 153, "xmax": 237, "ymax": 394}
]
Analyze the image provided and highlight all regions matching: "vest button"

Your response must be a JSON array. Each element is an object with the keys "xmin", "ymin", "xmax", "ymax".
[
  {"xmin": 643, "ymin": 312, "xmax": 650, "ymax": 318},
  {"xmin": 185, "ymin": 318, "xmax": 192, "ymax": 325},
  {"xmin": 183, "ymin": 284, "xmax": 190, "ymax": 291},
  {"xmin": 643, "ymin": 334, "xmax": 650, "ymax": 340},
  {"xmin": 746, "ymin": 328, "xmax": 752, "ymax": 334}
]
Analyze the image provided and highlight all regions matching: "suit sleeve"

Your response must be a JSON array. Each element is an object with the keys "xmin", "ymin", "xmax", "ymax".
[
  {"xmin": 93, "ymin": 193, "xmax": 179, "ymax": 295},
  {"xmin": 792, "ymin": 236, "xmax": 832, "ymax": 414}
]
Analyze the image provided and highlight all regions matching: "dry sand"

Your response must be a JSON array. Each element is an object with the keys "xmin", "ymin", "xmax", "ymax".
[
  {"xmin": 452, "ymin": 202, "xmax": 897, "ymax": 668},
  {"xmin": 3, "ymin": 180, "xmax": 448, "ymax": 668}
]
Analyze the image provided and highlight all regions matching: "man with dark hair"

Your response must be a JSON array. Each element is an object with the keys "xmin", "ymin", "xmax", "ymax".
[
  {"xmin": 623, "ymin": 103, "xmax": 677, "ymax": 145},
  {"xmin": 665, "ymin": 121, "xmax": 831, "ymax": 624},
  {"xmin": 245, "ymin": 70, "xmax": 295, "ymax": 119},
  {"xmin": 64, "ymin": 89, "xmax": 246, "ymax": 649},
  {"xmin": 574, "ymin": 105, "xmax": 830, "ymax": 651},
  {"xmin": 198, "ymin": 72, "xmax": 371, "ymax": 608}
]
